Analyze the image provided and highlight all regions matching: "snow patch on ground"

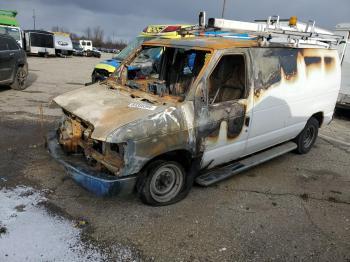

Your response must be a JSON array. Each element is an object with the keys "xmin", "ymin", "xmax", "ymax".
[{"xmin": 0, "ymin": 186, "xmax": 137, "ymax": 262}]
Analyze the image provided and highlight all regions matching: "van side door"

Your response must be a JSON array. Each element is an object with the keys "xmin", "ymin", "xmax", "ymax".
[
  {"xmin": 246, "ymin": 48, "xmax": 296, "ymax": 155},
  {"xmin": 199, "ymin": 50, "xmax": 252, "ymax": 169}
]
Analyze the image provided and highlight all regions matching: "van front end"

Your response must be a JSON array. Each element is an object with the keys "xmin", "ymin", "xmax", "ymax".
[
  {"xmin": 47, "ymin": 131, "xmax": 137, "ymax": 197},
  {"xmin": 47, "ymin": 108, "xmax": 138, "ymax": 197}
]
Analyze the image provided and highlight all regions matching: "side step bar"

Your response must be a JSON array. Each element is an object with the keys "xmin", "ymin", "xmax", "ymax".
[{"xmin": 195, "ymin": 142, "xmax": 297, "ymax": 186}]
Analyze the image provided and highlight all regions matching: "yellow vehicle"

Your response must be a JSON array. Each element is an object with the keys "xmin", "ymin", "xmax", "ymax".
[{"xmin": 91, "ymin": 24, "xmax": 193, "ymax": 83}]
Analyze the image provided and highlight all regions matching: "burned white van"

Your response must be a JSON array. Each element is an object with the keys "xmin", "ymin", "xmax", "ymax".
[{"xmin": 48, "ymin": 16, "xmax": 342, "ymax": 206}]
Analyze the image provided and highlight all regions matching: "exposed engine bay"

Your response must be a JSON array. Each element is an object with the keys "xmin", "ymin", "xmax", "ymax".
[{"xmin": 58, "ymin": 111, "xmax": 125, "ymax": 176}]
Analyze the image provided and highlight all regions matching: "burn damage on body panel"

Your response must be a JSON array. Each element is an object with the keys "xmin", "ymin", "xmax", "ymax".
[
  {"xmin": 253, "ymin": 48, "xmax": 339, "ymax": 99},
  {"xmin": 324, "ymin": 56, "xmax": 336, "ymax": 72},
  {"xmin": 304, "ymin": 56, "xmax": 322, "ymax": 66},
  {"xmin": 197, "ymin": 102, "xmax": 245, "ymax": 142},
  {"xmin": 54, "ymin": 38, "xmax": 340, "ymax": 181},
  {"xmin": 55, "ymin": 41, "xmax": 253, "ymax": 177}
]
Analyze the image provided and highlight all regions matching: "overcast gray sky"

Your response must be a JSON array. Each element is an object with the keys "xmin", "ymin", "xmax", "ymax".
[{"xmin": 2, "ymin": 0, "xmax": 350, "ymax": 42}]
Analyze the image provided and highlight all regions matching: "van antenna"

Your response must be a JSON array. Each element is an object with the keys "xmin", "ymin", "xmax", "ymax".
[{"xmin": 221, "ymin": 0, "xmax": 227, "ymax": 18}]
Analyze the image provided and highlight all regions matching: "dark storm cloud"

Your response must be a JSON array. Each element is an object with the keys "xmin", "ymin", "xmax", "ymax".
[{"xmin": 2, "ymin": 0, "xmax": 350, "ymax": 41}]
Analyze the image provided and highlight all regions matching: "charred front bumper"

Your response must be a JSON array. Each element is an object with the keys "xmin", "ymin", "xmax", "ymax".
[{"xmin": 47, "ymin": 132, "xmax": 137, "ymax": 197}]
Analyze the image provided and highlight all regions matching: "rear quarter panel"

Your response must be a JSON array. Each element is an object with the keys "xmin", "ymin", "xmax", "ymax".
[{"xmin": 247, "ymin": 47, "xmax": 340, "ymax": 153}]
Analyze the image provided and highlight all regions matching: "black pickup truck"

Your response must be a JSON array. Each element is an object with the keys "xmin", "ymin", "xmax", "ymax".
[{"xmin": 0, "ymin": 33, "xmax": 28, "ymax": 90}]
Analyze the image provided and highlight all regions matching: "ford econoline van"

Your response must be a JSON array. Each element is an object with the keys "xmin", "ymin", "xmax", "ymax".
[{"xmin": 48, "ymin": 16, "xmax": 342, "ymax": 206}]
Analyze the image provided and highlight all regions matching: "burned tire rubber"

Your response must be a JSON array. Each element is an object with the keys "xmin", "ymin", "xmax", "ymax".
[
  {"xmin": 294, "ymin": 117, "xmax": 319, "ymax": 154},
  {"xmin": 137, "ymin": 160, "xmax": 191, "ymax": 206},
  {"xmin": 11, "ymin": 66, "xmax": 28, "ymax": 91}
]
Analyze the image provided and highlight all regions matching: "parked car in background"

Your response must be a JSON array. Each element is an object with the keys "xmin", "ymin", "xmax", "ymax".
[
  {"xmin": 72, "ymin": 41, "xmax": 84, "ymax": 56},
  {"xmin": 91, "ymin": 24, "xmax": 193, "ymax": 83},
  {"xmin": 53, "ymin": 32, "xmax": 73, "ymax": 56},
  {"xmin": 24, "ymin": 30, "xmax": 55, "ymax": 57},
  {"xmin": 0, "ymin": 34, "xmax": 28, "ymax": 90},
  {"xmin": 87, "ymin": 47, "xmax": 101, "ymax": 58},
  {"xmin": 335, "ymin": 23, "xmax": 350, "ymax": 109}
]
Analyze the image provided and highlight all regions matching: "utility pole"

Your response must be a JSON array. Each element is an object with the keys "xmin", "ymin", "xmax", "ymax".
[
  {"xmin": 32, "ymin": 9, "xmax": 36, "ymax": 30},
  {"xmin": 221, "ymin": 0, "xmax": 227, "ymax": 18}
]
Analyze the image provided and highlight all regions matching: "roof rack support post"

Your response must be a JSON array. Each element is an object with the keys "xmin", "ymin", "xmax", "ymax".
[
  {"xmin": 305, "ymin": 20, "xmax": 316, "ymax": 33},
  {"xmin": 340, "ymin": 31, "xmax": 350, "ymax": 65},
  {"xmin": 267, "ymin": 15, "xmax": 280, "ymax": 29}
]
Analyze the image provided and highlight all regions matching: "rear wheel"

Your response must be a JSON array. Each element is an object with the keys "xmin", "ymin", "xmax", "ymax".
[
  {"xmin": 11, "ymin": 66, "xmax": 28, "ymax": 91},
  {"xmin": 294, "ymin": 117, "xmax": 319, "ymax": 154},
  {"xmin": 138, "ymin": 160, "xmax": 188, "ymax": 206}
]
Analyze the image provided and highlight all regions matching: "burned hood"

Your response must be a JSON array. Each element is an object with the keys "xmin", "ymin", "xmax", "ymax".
[{"xmin": 54, "ymin": 84, "xmax": 166, "ymax": 141}]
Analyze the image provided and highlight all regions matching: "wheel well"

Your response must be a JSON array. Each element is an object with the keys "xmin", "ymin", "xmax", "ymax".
[
  {"xmin": 144, "ymin": 150, "xmax": 193, "ymax": 171},
  {"xmin": 311, "ymin": 112, "xmax": 324, "ymax": 127}
]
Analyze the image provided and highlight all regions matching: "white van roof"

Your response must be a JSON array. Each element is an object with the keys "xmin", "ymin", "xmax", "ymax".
[{"xmin": 336, "ymin": 23, "xmax": 350, "ymax": 31}]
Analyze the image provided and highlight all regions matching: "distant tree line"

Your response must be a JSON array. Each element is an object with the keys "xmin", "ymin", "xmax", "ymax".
[{"xmin": 51, "ymin": 26, "xmax": 127, "ymax": 50}]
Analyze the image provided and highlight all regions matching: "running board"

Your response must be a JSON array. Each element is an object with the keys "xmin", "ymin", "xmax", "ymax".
[{"xmin": 195, "ymin": 142, "xmax": 297, "ymax": 186}]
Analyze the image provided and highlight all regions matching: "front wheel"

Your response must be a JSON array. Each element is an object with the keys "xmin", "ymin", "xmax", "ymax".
[
  {"xmin": 11, "ymin": 66, "xmax": 28, "ymax": 90},
  {"xmin": 294, "ymin": 117, "xmax": 319, "ymax": 154},
  {"xmin": 138, "ymin": 161, "xmax": 188, "ymax": 206}
]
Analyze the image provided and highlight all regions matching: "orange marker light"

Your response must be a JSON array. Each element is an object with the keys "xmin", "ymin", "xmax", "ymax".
[{"xmin": 289, "ymin": 16, "xmax": 298, "ymax": 26}]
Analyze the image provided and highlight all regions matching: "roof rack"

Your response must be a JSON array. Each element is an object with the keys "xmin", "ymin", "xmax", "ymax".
[{"xmin": 182, "ymin": 12, "xmax": 345, "ymax": 49}]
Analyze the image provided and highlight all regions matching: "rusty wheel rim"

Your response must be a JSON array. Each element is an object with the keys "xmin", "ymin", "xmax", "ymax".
[{"xmin": 150, "ymin": 164, "xmax": 184, "ymax": 203}]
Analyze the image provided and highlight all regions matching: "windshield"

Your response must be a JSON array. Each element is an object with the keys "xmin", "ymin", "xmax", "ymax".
[
  {"xmin": 0, "ymin": 26, "xmax": 21, "ymax": 41},
  {"xmin": 122, "ymin": 46, "xmax": 210, "ymax": 99},
  {"xmin": 72, "ymin": 42, "xmax": 82, "ymax": 50},
  {"xmin": 114, "ymin": 36, "xmax": 154, "ymax": 61}
]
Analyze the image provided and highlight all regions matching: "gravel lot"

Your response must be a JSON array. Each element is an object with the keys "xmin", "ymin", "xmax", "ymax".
[{"xmin": 0, "ymin": 55, "xmax": 349, "ymax": 261}]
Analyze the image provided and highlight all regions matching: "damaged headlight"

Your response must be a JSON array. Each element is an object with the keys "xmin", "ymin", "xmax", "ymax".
[{"xmin": 91, "ymin": 141, "xmax": 126, "ymax": 175}]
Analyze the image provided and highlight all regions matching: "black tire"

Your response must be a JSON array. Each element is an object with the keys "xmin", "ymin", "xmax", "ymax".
[
  {"xmin": 11, "ymin": 66, "xmax": 28, "ymax": 91},
  {"xmin": 294, "ymin": 117, "xmax": 319, "ymax": 154},
  {"xmin": 137, "ymin": 160, "xmax": 190, "ymax": 206}
]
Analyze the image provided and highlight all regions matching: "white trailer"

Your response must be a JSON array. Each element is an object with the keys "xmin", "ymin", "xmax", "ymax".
[
  {"xmin": 53, "ymin": 32, "xmax": 73, "ymax": 56},
  {"xmin": 24, "ymin": 30, "xmax": 55, "ymax": 56}
]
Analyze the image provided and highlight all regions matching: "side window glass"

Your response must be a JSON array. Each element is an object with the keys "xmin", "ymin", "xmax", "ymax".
[
  {"xmin": 208, "ymin": 55, "xmax": 246, "ymax": 104},
  {"xmin": 0, "ymin": 38, "xmax": 8, "ymax": 51},
  {"xmin": 81, "ymin": 41, "xmax": 86, "ymax": 46},
  {"xmin": 8, "ymin": 38, "xmax": 19, "ymax": 50}
]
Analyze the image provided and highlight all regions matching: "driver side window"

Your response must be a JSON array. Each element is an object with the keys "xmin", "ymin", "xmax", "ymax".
[{"xmin": 208, "ymin": 54, "xmax": 246, "ymax": 104}]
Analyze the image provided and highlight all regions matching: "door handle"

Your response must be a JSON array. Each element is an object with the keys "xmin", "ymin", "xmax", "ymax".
[
  {"xmin": 245, "ymin": 116, "xmax": 250, "ymax": 127},
  {"xmin": 9, "ymin": 53, "xmax": 15, "ymax": 56}
]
